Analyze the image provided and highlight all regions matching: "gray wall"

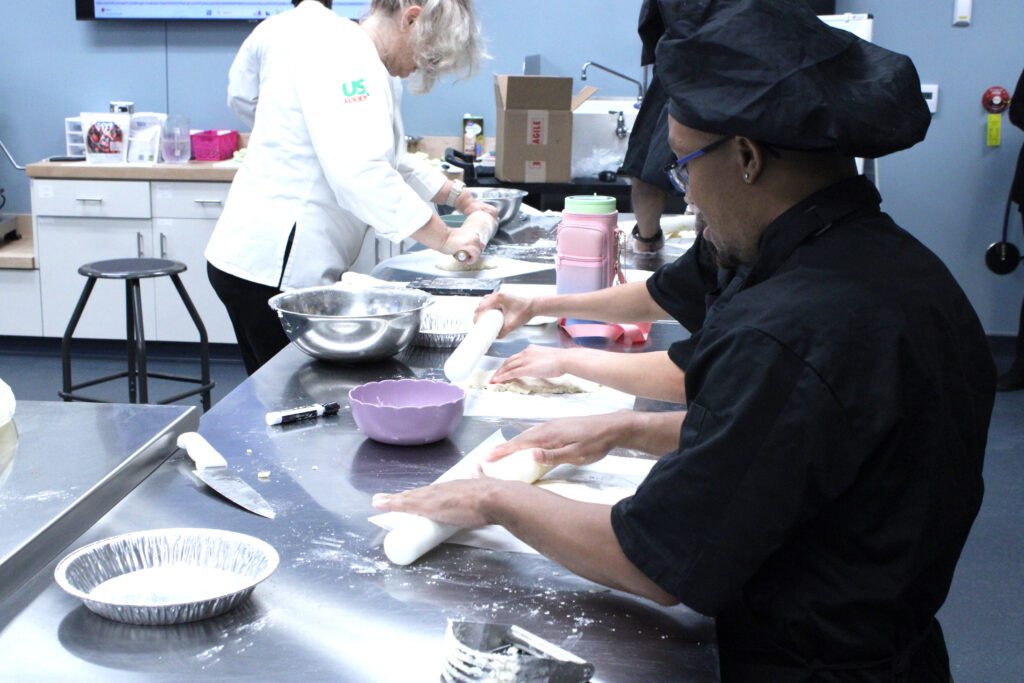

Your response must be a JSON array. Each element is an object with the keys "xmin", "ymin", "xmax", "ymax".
[
  {"xmin": 836, "ymin": 0, "xmax": 1024, "ymax": 337},
  {"xmin": 1, "ymin": 1, "xmax": 1022, "ymax": 335}
]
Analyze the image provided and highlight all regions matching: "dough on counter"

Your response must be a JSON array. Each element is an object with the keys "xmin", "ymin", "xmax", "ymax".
[
  {"xmin": 480, "ymin": 449, "xmax": 553, "ymax": 482},
  {"xmin": 435, "ymin": 255, "xmax": 497, "ymax": 272},
  {"xmin": 464, "ymin": 370, "xmax": 593, "ymax": 395}
]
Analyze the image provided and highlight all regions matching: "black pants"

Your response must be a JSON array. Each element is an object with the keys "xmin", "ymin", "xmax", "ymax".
[
  {"xmin": 207, "ymin": 262, "xmax": 289, "ymax": 375},
  {"xmin": 620, "ymin": 73, "xmax": 676, "ymax": 192}
]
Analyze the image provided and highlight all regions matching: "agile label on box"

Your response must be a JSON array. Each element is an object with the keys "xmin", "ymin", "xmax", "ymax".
[
  {"xmin": 526, "ymin": 110, "xmax": 549, "ymax": 146},
  {"xmin": 524, "ymin": 160, "xmax": 547, "ymax": 182}
]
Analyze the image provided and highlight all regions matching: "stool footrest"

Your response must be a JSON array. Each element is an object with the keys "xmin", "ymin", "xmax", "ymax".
[
  {"xmin": 66, "ymin": 371, "xmax": 132, "ymax": 392},
  {"xmin": 58, "ymin": 392, "xmax": 110, "ymax": 404},
  {"xmin": 145, "ymin": 371, "xmax": 208, "ymax": 384},
  {"xmin": 157, "ymin": 383, "xmax": 217, "ymax": 405}
]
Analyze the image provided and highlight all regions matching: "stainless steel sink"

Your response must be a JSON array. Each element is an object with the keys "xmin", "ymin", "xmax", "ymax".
[{"xmin": 571, "ymin": 97, "xmax": 641, "ymax": 179}]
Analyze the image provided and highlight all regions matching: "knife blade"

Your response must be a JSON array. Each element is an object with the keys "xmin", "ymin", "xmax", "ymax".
[{"xmin": 176, "ymin": 432, "xmax": 276, "ymax": 519}]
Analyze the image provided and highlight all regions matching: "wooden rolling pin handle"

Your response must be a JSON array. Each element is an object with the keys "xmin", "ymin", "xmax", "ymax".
[{"xmin": 451, "ymin": 211, "xmax": 498, "ymax": 263}]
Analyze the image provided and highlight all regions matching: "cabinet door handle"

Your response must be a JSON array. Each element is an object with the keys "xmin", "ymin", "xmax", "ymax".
[
  {"xmin": 137, "ymin": 232, "xmax": 145, "ymax": 258},
  {"xmin": 160, "ymin": 232, "xmax": 168, "ymax": 259},
  {"xmin": 75, "ymin": 197, "xmax": 104, "ymax": 203},
  {"xmin": 193, "ymin": 198, "xmax": 223, "ymax": 206}
]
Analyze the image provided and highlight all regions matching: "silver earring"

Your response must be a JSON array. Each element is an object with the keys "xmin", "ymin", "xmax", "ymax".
[{"xmin": 744, "ymin": 172, "xmax": 751, "ymax": 182}]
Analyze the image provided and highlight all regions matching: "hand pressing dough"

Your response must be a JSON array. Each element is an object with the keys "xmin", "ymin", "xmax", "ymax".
[
  {"xmin": 435, "ymin": 255, "xmax": 497, "ymax": 272},
  {"xmin": 464, "ymin": 369, "xmax": 593, "ymax": 395},
  {"xmin": 383, "ymin": 447, "xmax": 552, "ymax": 566}
]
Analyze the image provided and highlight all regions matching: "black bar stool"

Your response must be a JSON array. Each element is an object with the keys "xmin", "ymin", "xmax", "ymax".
[{"xmin": 59, "ymin": 258, "xmax": 214, "ymax": 411}]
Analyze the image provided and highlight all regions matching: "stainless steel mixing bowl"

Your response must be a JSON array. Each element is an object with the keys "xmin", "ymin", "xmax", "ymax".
[
  {"xmin": 466, "ymin": 188, "xmax": 528, "ymax": 227},
  {"xmin": 268, "ymin": 285, "xmax": 433, "ymax": 363}
]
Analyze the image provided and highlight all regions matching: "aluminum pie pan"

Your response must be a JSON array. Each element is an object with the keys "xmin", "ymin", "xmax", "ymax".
[
  {"xmin": 412, "ymin": 330, "xmax": 468, "ymax": 348},
  {"xmin": 54, "ymin": 528, "xmax": 279, "ymax": 625}
]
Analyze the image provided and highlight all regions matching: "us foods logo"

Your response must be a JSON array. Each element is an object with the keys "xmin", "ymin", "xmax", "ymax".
[{"xmin": 343, "ymin": 79, "xmax": 368, "ymax": 103}]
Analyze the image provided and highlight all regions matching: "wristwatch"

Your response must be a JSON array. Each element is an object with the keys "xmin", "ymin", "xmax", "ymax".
[{"xmin": 446, "ymin": 180, "xmax": 466, "ymax": 208}]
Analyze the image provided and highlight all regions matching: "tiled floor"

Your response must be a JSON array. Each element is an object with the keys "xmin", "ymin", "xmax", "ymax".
[{"xmin": 0, "ymin": 336, "xmax": 1021, "ymax": 680}]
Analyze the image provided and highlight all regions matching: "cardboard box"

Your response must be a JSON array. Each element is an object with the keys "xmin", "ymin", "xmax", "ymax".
[{"xmin": 494, "ymin": 75, "xmax": 596, "ymax": 183}]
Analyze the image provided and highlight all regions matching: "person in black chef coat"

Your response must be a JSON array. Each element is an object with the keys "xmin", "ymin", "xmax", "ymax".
[
  {"xmin": 997, "ymin": 66, "xmax": 1024, "ymax": 391},
  {"xmin": 374, "ymin": 1, "xmax": 997, "ymax": 680},
  {"xmin": 620, "ymin": 0, "xmax": 678, "ymax": 255}
]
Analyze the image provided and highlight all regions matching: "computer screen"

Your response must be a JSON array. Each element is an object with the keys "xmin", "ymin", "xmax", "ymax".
[{"xmin": 76, "ymin": 1, "xmax": 368, "ymax": 21}]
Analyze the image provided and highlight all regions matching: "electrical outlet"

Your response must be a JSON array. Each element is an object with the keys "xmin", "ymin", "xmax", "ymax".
[
  {"xmin": 921, "ymin": 84, "xmax": 939, "ymax": 114},
  {"xmin": 953, "ymin": 0, "xmax": 972, "ymax": 27}
]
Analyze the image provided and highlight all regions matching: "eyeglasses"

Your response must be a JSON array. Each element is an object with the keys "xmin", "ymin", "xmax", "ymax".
[{"xmin": 664, "ymin": 136, "xmax": 731, "ymax": 195}]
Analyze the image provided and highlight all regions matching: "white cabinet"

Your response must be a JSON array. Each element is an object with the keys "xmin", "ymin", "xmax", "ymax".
[
  {"xmin": 37, "ymin": 215, "xmax": 156, "ymax": 339},
  {"xmin": 32, "ymin": 178, "xmax": 236, "ymax": 344},
  {"xmin": 152, "ymin": 218, "xmax": 234, "ymax": 343},
  {"xmin": 150, "ymin": 182, "xmax": 235, "ymax": 344},
  {"xmin": 0, "ymin": 270, "xmax": 43, "ymax": 336},
  {"xmin": 151, "ymin": 181, "xmax": 229, "ymax": 220},
  {"xmin": 31, "ymin": 179, "xmax": 151, "ymax": 219}
]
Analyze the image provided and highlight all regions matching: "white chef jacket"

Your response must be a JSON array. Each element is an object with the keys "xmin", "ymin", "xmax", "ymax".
[{"xmin": 207, "ymin": 1, "xmax": 446, "ymax": 290}]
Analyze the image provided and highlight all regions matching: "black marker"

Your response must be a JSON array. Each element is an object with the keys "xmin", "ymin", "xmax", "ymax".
[{"xmin": 265, "ymin": 401, "xmax": 340, "ymax": 426}]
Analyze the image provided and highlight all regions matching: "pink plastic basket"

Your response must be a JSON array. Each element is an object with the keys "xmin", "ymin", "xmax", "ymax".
[{"xmin": 190, "ymin": 130, "xmax": 238, "ymax": 161}]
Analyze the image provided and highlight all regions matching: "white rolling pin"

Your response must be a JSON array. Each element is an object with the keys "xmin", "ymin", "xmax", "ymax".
[
  {"xmin": 443, "ymin": 308, "xmax": 504, "ymax": 383},
  {"xmin": 382, "ymin": 448, "xmax": 552, "ymax": 566},
  {"xmin": 453, "ymin": 210, "xmax": 499, "ymax": 263}
]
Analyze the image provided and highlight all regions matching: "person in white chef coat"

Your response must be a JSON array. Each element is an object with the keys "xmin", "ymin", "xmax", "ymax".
[{"xmin": 207, "ymin": 0, "xmax": 495, "ymax": 374}]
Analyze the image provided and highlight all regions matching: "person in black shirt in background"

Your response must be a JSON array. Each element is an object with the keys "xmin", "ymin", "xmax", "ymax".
[
  {"xmin": 619, "ymin": 0, "xmax": 678, "ymax": 255},
  {"xmin": 374, "ymin": 1, "xmax": 996, "ymax": 679},
  {"xmin": 997, "ymin": 66, "xmax": 1024, "ymax": 391}
]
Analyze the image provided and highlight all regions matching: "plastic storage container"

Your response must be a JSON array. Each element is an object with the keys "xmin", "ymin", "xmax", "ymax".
[{"xmin": 190, "ymin": 130, "xmax": 238, "ymax": 161}]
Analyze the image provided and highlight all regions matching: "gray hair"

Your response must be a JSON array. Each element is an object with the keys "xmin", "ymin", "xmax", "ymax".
[{"xmin": 370, "ymin": 0, "xmax": 487, "ymax": 93}]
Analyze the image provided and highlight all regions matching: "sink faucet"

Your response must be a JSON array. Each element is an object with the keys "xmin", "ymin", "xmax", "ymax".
[
  {"xmin": 580, "ymin": 61, "xmax": 644, "ymax": 102},
  {"xmin": 613, "ymin": 111, "xmax": 628, "ymax": 139}
]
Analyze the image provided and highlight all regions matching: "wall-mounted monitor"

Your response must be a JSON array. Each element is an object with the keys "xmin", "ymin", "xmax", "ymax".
[{"xmin": 75, "ymin": 1, "xmax": 368, "ymax": 21}]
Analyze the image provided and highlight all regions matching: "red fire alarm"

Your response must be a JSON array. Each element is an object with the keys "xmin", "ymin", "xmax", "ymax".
[{"xmin": 982, "ymin": 86, "xmax": 1010, "ymax": 114}]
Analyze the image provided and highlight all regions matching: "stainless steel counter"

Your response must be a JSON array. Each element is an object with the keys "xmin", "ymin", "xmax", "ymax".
[
  {"xmin": 0, "ymin": 402, "xmax": 197, "ymax": 600},
  {"xmin": 0, "ymin": 233, "xmax": 717, "ymax": 681},
  {"xmin": 372, "ymin": 212, "xmax": 686, "ymax": 285}
]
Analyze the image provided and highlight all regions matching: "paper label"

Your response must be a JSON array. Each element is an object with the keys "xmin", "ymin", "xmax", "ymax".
[
  {"xmin": 986, "ymin": 113, "xmax": 1002, "ymax": 147},
  {"xmin": 524, "ymin": 160, "xmax": 547, "ymax": 183},
  {"xmin": 526, "ymin": 110, "xmax": 548, "ymax": 146},
  {"xmin": 36, "ymin": 183, "xmax": 54, "ymax": 199}
]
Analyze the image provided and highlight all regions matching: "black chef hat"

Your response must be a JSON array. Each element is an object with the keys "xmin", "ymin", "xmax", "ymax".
[{"xmin": 654, "ymin": 0, "xmax": 931, "ymax": 158}]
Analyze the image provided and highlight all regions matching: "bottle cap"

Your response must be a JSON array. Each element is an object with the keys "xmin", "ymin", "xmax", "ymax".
[{"xmin": 563, "ymin": 195, "xmax": 617, "ymax": 215}]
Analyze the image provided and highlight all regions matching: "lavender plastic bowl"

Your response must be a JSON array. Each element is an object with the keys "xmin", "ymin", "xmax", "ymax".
[{"xmin": 348, "ymin": 379, "xmax": 465, "ymax": 445}]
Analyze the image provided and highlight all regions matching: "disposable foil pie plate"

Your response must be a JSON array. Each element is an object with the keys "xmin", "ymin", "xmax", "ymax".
[{"xmin": 54, "ymin": 528, "xmax": 279, "ymax": 625}]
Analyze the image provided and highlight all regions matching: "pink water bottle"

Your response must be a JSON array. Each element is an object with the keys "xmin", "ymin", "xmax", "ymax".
[{"xmin": 556, "ymin": 195, "xmax": 619, "ymax": 296}]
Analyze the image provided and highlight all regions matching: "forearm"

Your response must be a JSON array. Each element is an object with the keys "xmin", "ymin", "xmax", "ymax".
[
  {"xmin": 430, "ymin": 180, "xmax": 454, "ymax": 206},
  {"xmin": 559, "ymin": 408, "xmax": 686, "ymax": 457},
  {"xmin": 531, "ymin": 282, "xmax": 668, "ymax": 324},
  {"xmin": 617, "ymin": 410, "xmax": 687, "ymax": 455},
  {"xmin": 485, "ymin": 485, "xmax": 677, "ymax": 606},
  {"xmin": 563, "ymin": 349, "xmax": 685, "ymax": 403},
  {"xmin": 410, "ymin": 214, "xmax": 452, "ymax": 251}
]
